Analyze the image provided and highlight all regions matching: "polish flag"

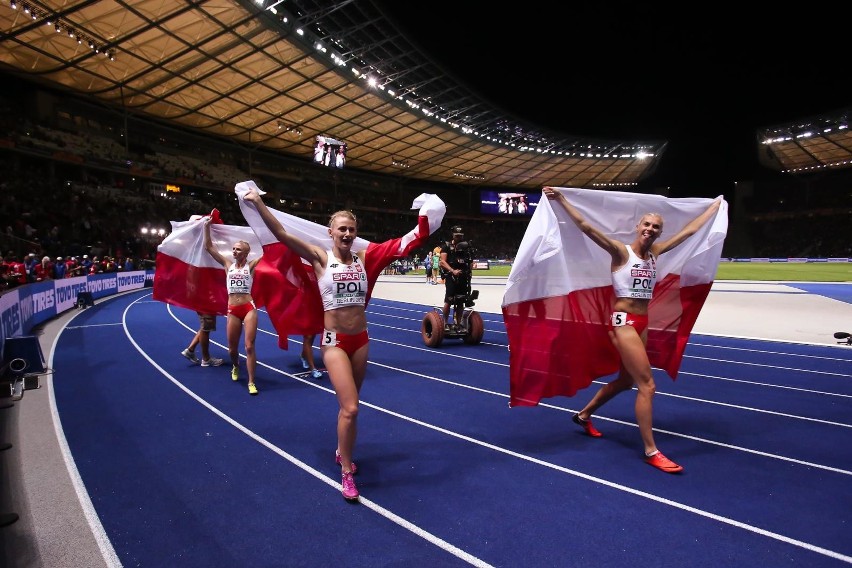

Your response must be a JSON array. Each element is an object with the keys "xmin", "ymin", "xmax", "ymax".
[
  {"xmin": 153, "ymin": 205, "xmax": 322, "ymax": 348},
  {"xmin": 502, "ymin": 187, "xmax": 728, "ymax": 407},
  {"xmin": 153, "ymin": 209, "xmax": 262, "ymax": 316},
  {"xmin": 234, "ymin": 180, "xmax": 446, "ymax": 344}
]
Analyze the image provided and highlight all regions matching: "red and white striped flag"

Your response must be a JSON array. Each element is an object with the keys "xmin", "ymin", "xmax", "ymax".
[
  {"xmin": 153, "ymin": 206, "xmax": 324, "ymax": 349},
  {"xmin": 234, "ymin": 180, "xmax": 446, "ymax": 344},
  {"xmin": 153, "ymin": 209, "xmax": 261, "ymax": 316},
  {"xmin": 502, "ymin": 187, "xmax": 728, "ymax": 407}
]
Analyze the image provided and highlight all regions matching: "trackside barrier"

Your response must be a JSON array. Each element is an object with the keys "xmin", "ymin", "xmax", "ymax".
[{"xmin": 0, "ymin": 270, "xmax": 155, "ymax": 366}]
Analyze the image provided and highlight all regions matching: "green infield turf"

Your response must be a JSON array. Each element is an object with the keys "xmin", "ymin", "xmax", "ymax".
[
  {"xmin": 417, "ymin": 262, "xmax": 852, "ymax": 282},
  {"xmin": 713, "ymin": 262, "xmax": 851, "ymax": 282}
]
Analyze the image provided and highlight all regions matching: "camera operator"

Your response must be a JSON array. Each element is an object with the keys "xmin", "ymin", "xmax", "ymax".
[{"xmin": 439, "ymin": 225, "xmax": 474, "ymax": 330}]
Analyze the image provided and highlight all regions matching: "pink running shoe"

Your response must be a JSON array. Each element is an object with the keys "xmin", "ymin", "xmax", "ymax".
[
  {"xmin": 645, "ymin": 451, "xmax": 684, "ymax": 473},
  {"xmin": 341, "ymin": 471, "xmax": 359, "ymax": 500},
  {"xmin": 335, "ymin": 450, "xmax": 358, "ymax": 475},
  {"xmin": 572, "ymin": 413, "xmax": 602, "ymax": 437}
]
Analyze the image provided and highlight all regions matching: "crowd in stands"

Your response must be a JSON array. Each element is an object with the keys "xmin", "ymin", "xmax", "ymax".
[
  {"xmin": 740, "ymin": 175, "xmax": 852, "ymax": 258},
  {"xmin": 0, "ymin": 138, "xmax": 527, "ymax": 290},
  {"xmin": 1, "ymin": 252, "xmax": 136, "ymax": 292},
  {"xmin": 744, "ymin": 212, "xmax": 850, "ymax": 258},
  {"xmin": 0, "ymin": 76, "xmax": 849, "ymax": 281}
]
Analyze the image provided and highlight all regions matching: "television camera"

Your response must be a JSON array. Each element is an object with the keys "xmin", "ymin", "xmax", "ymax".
[{"xmin": 421, "ymin": 227, "xmax": 484, "ymax": 347}]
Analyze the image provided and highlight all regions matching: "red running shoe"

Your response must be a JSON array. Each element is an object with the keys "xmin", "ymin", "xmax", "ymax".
[
  {"xmin": 335, "ymin": 450, "xmax": 358, "ymax": 475},
  {"xmin": 645, "ymin": 451, "xmax": 684, "ymax": 473},
  {"xmin": 572, "ymin": 413, "xmax": 602, "ymax": 437},
  {"xmin": 341, "ymin": 471, "xmax": 359, "ymax": 501}
]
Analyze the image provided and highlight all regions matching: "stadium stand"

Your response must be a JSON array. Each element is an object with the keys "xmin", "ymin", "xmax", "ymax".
[{"xmin": 0, "ymin": 2, "xmax": 849, "ymax": 566}]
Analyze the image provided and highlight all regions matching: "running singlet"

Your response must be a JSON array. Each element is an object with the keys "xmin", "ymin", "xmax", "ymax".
[
  {"xmin": 319, "ymin": 251, "xmax": 368, "ymax": 310},
  {"xmin": 611, "ymin": 245, "xmax": 657, "ymax": 300},
  {"xmin": 227, "ymin": 263, "xmax": 253, "ymax": 295}
]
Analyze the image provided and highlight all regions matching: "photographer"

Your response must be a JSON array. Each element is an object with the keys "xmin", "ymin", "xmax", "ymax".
[{"xmin": 439, "ymin": 225, "xmax": 474, "ymax": 330}]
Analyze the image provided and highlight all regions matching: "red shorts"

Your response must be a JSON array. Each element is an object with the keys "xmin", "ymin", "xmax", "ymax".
[
  {"xmin": 227, "ymin": 301, "xmax": 256, "ymax": 321},
  {"xmin": 609, "ymin": 312, "xmax": 648, "ymax": 335},
  {"xmin": 320, "ymin": 329, "xmax": 369, "ymax": 357}
]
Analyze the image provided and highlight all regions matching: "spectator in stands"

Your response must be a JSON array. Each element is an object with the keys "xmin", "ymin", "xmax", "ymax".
[
  {"xmin": 0, "ymin": 264, "xmax": 9, "ymax": 291},
  {"xmin": 65, "ymin": 256, "xmax": 78, "ymax": 278},
  {"xmin": 3, "ymin": 254, "xmax": 27, "ymax": 287},
  {"xmin": 80, "ymin": 255, "xmax": 92, "ymax": 274},
  {"xmin": 300, "ymin": 335, "xmax": 323, "ymax": 379},
  {"xmin": 88, "ymin": 257, "xmax": 103, "ymax": 274},
  {"xmin": 53, "ymin": 257, "xmax": 67, "ymax": 279},
  {"xmin": 46, "ymin": 225, "xmax": 60, "ymax": 249},
  {"xmin": 68, "ymin": 256, "xmax": 86, "ymax": 277},
  {"xmin": 34, "ymin": 256, "xmax": 52, "ymax": 281},
  {"xmin": 543, "ymin": 186, "xmax": 721, "ymax": 474},
  {"xmin": 203, "ymin": 220, "xmax": 262, "ymax": 396},
  {"xmin": 23, "ymin": 221, "xmax": 37, "ymax": 240},
  {"xmin": 24, "ymin": 253, "xmax": 38, "ymax": 282},
  {"xmin": 181, "ymin": 313, "xmax": 224, "ymax": 368}
]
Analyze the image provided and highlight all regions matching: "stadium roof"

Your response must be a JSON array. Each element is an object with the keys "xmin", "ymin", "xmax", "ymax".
[
  {"xmin": 758, "ymin": 108, "xmax": 852, "ymax": 175},
  {"xmin": 0, "ymin": 0, "xmax": 667, "ymax": 189}
]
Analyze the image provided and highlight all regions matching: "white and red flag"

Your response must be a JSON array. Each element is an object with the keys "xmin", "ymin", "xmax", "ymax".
[
  {"xmin": 153, "ymin": 209, "xmax": 262, "ymax": 316},
  {"xmin": 234, "ymin": 180, "xmax": 446, "ymax": 345},
  {"xmin": 153, "ymin": 206, "xmax": 324, "ymax": 349},
  {"xmin": 502, "ymin": 187, "xmax": 728, "ymax": 407}
]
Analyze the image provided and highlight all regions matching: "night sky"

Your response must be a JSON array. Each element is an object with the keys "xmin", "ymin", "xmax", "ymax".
[{"xmin": 373, "ymin": 3, "xmax": 850, "ymax": 197}]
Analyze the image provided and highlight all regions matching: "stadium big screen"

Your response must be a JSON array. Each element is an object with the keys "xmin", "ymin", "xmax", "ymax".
[
  {"xmin": 479, "ymin": 190, "xmax": 541, "ymax": 216},
  {"xmin": 313, "ymin": 135, "xmax": 347, "ymax": 169}
]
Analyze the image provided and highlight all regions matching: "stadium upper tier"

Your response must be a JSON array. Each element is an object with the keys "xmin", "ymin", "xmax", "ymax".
[
  {"xmin": 0, "ymin": 0, "xmax": 666, "ymax": 190},
  {"xmin": 758, "ymin": 108, "xmax": 852, "ymax": 174}
]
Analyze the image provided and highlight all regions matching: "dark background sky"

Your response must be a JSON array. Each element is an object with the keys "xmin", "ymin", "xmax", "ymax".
[{"xmin": 373, "ymin": 4, "xmax": 850, "ymax": 197}]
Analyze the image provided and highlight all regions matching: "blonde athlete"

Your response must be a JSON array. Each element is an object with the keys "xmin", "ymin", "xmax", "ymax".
[
  {"xmin": 544, "ymin": 186, "xmax": 720, "ymax": 473},
  {"xmin": 204, "ymin": 220, "xmax": 262, "ymax": 395}
]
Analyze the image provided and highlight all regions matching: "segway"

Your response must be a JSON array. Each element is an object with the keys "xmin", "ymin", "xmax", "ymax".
[{"xmin": 421, "ymin": 279, "xmax": 483, "ymax": 347}]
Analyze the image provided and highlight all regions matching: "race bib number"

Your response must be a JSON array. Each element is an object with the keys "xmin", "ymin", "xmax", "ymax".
[
  {"xmin": 321, "ymin": 330, "xmax": 337, "ymax": 347},
  {"xmin": 611, "ymin": 312, "xmax": 629, "ymax": 327}
]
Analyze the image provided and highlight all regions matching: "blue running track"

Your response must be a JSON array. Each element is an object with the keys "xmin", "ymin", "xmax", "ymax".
[{"xmin": 48, "ymin": 289, "xmax": 852, "ymax": 567}]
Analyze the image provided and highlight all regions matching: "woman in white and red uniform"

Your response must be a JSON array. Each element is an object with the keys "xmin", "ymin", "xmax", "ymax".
[
  {"xmin": 544, "ymin": 187, "xmax": 720, "ymax": 473},
  {"xmin": 204, "ymin": 220, "xmax": 262, "ymax": 395},
  {"xmin": 242, "ymin": 190, "xmax": 370, "ymax": 502}
]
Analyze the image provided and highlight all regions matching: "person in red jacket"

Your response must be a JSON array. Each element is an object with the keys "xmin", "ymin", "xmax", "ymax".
[
  {"xmin": 33, "ymin": 256, "xmax": 53, "ymax": 282},
  {"xmin": 2, "ymin": 254, "xmax": 27, "ymax": 287}
]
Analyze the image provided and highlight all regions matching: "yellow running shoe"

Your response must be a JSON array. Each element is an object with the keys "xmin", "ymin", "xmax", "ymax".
[
  {"xmin": 248, "ymin": 382, "xmax": 258, "ymax": 396},
  {"xmin": 231, "ymin": 365, "xmax": 239, "ymax": 381}
]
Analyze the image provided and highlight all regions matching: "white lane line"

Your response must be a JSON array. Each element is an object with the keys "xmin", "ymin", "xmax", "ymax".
[
  {"xmin": 151, "ymin": 299, "xmax": 852, "ymax": 563},
  {"xmin": 47, "ymin": 308, "xmax": 127, "ymax": 568},
  {"xmin": 158, "ymin": 302, "xmax": 493, "ymax": 567},
  {"xmin": 688, "ymin": 341, "xmax": 852, "ymax": 362}
]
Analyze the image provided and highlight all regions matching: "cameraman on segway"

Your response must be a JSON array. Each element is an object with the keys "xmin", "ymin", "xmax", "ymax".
[{"xmin": 439, "ymin": 225, "xmax": 474, "ymax": 331}]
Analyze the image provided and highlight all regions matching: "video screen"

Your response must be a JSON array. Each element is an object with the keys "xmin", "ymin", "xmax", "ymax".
[
  {"xmin": 313, "ymin": 135, "xmax": 346, "ymax": 169},
  {"xmin": 479, "ymin": 190, "xmax": 540, "ymax": 216}
]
